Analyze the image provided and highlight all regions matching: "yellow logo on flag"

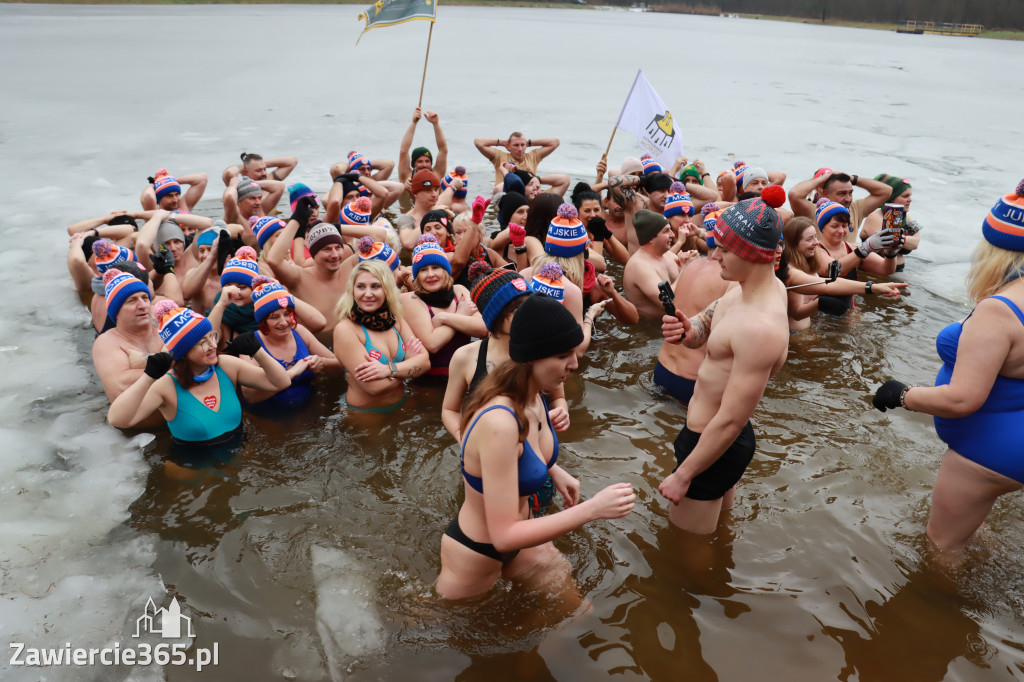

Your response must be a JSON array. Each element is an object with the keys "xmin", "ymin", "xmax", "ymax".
[{"xmin": 654, "ymin": 111, "xmax": 674, "ymax": 136}]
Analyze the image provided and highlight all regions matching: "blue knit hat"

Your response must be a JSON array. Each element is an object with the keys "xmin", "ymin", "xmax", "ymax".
[
  {"xmin": 251, "ymin": 216, "xmax": 286, "ymax": 251},
  {"xmin": 251, "ymin": 276, "xmax": 295, "ymax": 325},
  {"xmin": 152, "ymin": 170, "xmax": 180, "ymax": 201},
  {"xmin": 641, "ymin": 155, "xmax": 663, "ymax": 175},
  {"xmin": 664, "ymin": 181, "xmax": 695, "ymax": 218},
  {"xmin": 220, "ymin": 246, "xmax": 260, "ymax": 288},
  {"xmin": 470, "ymin": 266, "xmax": 531, "ymax": 332},
  {"xmin": 102, "ymin": 269, "xmax": 150, "ymax": 324},
  {"xmin": 411, "ymin": 234, "xmax": 452, "ymax": 279},
  {"xmin": 155, "ymin": 299, "xmax": 213, "ymax": 360},
  {"xmin": 983, "ymin": 179, "xmax": 1024, "ymax": 251},
  {"xmin": 357, "ymin": 236, "xmax": 398, "ymax": 271},
  {"xmin": 545, "ymin": 204, "xmax": 589, "ymax": 257},
  {"xmin": 341, "ymin": 196, "xmax": 372, "ymax": 226},
  {"xmin": 443, "ymin": 166, "xmax": 469, "ymax": 198},
  {"xmin": 92, "ymin": 239, "xmax": 138, "ymax": 274},
  {"xmin": 815, "ymin": 199, "xmax": 851, "ymax": 231},
  {"xmin": 530, "ymin": 262, "xmax": 565, "ymax": 301}
]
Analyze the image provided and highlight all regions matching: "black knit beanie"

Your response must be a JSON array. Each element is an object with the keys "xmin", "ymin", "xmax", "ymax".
[{"xmin": 509, "ymin": 293, "xmax": 583, "ymax": 362}]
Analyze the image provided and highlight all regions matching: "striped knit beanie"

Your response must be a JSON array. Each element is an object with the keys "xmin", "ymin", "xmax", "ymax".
[
  {"xmin": 251, "ymin": 216, "xmax": 287, "ymax": 250},
  {"xmin": 713, "ymin": 191, "xmax": 785, "ymax": 264},
  {"xmin": 470, "ymin": 266, "xmax": 530, "ymax": 332},
  {"xmin": 983, "ymin": 179, "xmax": 1024, "ymax": 251},
  {"xmin": 152, "ymin": 169, "xmax": 181, "ymax": 201},
  {"xmin": 545, "ymin": 204, "xmax": 588, "ymax": 257},
  {"xmin": 341, "ymin": 196, "xmax": 373, "ymax": 226},
  {"xmin": 220, "ymin": 246, "xmax": 260, "ymax": 287},
  {"xmin": 92, "ymin": 239, "xmax": 137, "ymax": 273},
  {"xmin": 155, "ymin": 299, "xmax": 213, "ymax": 360},
  {"xmin": 641, "ymin": 155, "xmax": 663, "ymax": 175},
  {"xmin": 251, "ymin": 275, "xmax": 295, "ymax": 325},
  {"xmin": 411, "ymin": 234, "xmax": 451, "ymax": 279},
  {"xmin": 815, "ymin": 198, "xmax": 851, "ymax": 230},
  {"xmin": 530, "ymin": 262, "xmax": 565, "ymax": 301},
  {"xmin": 442, "ymin": 166, "xmax": 469, "ymax": 198},
  {"xmin": 103, "ymin": 269, "xmax": 150, "ymax": 323},
  {"xmin": 358, "ymin": 236, "xmax": 398, "ymax": 271}
]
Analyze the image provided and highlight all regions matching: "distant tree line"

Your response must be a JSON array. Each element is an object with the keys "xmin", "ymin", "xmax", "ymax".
[{"xmin": 604, "ymin": 0, "xmax": 1024, "ymax": 31}]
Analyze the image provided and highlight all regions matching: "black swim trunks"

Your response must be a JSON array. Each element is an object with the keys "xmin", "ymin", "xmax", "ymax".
[{"xmin": 673, "ymin": 421, "xmax": 756, "ymax": 500}]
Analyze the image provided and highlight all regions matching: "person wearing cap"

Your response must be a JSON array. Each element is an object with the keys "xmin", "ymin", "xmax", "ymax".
[
  {"xmin": 397, "ymin": 107, "xmax": 449, "ymax": 186},
  {"xmin": 654, "ymin": 231, "xmax": 729, "ymax": 404},
  {"xmin": 266, "ymin": 198, "xmax": 359, "ymax": 334},
  {"xmin": 66, "ymin": 226, "xmax": 141, "ymax": 303},
  {"xmin": 781, "ymin": 216, "xmax": 908, "ymax": 331},
  {"xmin": 436, "ymin": 292, "xmax": 635, "ymax": 600},
  {"xmin": 332, "ymin": 260, "xmax": 430, "ymax": 414},
  {"xmin": 324, "ymin": 170, "xmax": 393, "ymax": 230},
  {"xmin": 663, "ymin": 184, "xmax": 705, "ymax": 255},
  {"xmin": 67, "ymin": 211, "xmax": 142, "ymax": 244},
  {"xmin": 659, "ymin": 192, "xmax": 792, "ymax": 534},
  {"xmin": 441, "ymin": 166, "xmax": 470, "ymax": 215},
  {"xmin": 623, "ymin": 209, "xmax": 691, "ymax": 319},
  {"xmin": 108, "ymin": 300, "xmax": 291, "ymax": 451},
  {"xmin": 859, "ymin": 174, "xmax": 922, "ymax": 272},
  {"xmin": 400, "ymin": 236, "xmax": 486, "ymax": 377},
  {"xmin": 91, "ymin": 269, "xmax": 165, "ymax": 416},
  {"xmin": 140, "ymin": 168, "xmax": 208, "ymax": 213},
  {"xmin": 398, "ymin": 168, "xmax": 446, "ymax": 251},
  {"xmin": 474, "ymin": 131, "xmax": 561, "ymax": 185},
  {"xmin": 136, "ymin": 209, "xmax": 201, "ymax": 284},
  {"xmin": 239, "ymin": 276, "xmax": 339, "ymax": 410},
  {"xmin": 814, "ymin": 198, "xmax": 900, "ymax": 315},
  {"xmin": 221, "ymin": 151, "xmax": 299, "ymax": 203},
  {"xmin": 222, "ymin": 176, "xmax": 284, "ymax": 234},
  {"xmin": 328, "ymin": 151, "xmax": 405, "ymax": 211},
  {"xmin": 872, "ymin": 179, "xmax": 1024, "ymax": 554},
  {"xmin": 789, "ymin": 169, "xmax": 892, "ymax": 242}
]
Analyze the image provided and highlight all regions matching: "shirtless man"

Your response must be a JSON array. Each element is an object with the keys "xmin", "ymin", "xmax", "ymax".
[
  {"xmin": 222, "ymin": 152, "xmax": 298, "ymax": 214},
  {"xmin": 223, "ymin": 177, "xmax": 285, "ymax": 239},
  {"xmin": 397, "ymin": 107, "xmax": 448, "ymax": 185},
  {"xmin": 623, "ymin": 210, "xmax": 685, "ymax": 319},
  {"xmin": 91, "ymin": 270, "xmax": 165, "ymax": 414},
  {"xmin": 140, "ymin": 169, "xmax": 208, "ymax": 213},
  {"xmin": 473, "ymin": 131, "xmax": 568, "ymax": 193},
  {"xmin": 659, "ymin": 194, "xmax": 790, "ymax": 534},
  {"xmin": 654, "ymin": 235, "xmax": 728, "ymax": 404},
  {"xmin": 265, "ymin": 198, "xmax": 352, "ymax": 334},
  {"xmin": 136, "ymin": 210, "xmax": 199, "ymax": 283},
  {"xmin": 789, "ymin": 169, "xmax": 891, "ymax": 241}
]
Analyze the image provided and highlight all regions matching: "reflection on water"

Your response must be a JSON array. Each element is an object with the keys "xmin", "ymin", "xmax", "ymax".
[{"xmin": 3, "ymin": 3, "xmax": 1024, "ymax": 680}]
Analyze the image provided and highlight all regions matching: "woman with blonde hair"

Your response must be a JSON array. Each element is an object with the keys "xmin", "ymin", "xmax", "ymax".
[
  {"xmin": 873, "ymin": 180, "xmax": 1024, "ymax": 553},
  {"xmin": 333, "ymin": 259, "xmax": 429, "ymax": 413}
]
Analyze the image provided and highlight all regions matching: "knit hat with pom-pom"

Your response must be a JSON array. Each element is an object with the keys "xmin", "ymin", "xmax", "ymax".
[
  {"xmin": 220, "ymin": 246, "xmax": 260, "ymax": 287},
  {"xmin": 530, "ymin": 262, "xmax": 565, "ymax": 301},
  {"xmin": 983, "ymin": 178, "xmax": 1024, "ymax": 251},
  {"xmin": 155, "ymin": 299, "xmax": 212, "ymax": 360},
  {"xmin": 713, "ymin": 187, "xmax": 786, "ymax": 263},
  {"xmin": 545, "ymin": 204, "xmax": 588, "ymax": 257},
  {"xmin": 357, "ymin": 236, "xmax": 398, "ymax": 271}
]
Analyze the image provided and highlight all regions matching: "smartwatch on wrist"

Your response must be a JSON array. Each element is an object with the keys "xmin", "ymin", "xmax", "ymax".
[
  {"xmin": 865, "ymin": 281, "xmax": 873, "ymax": 294},
  {"xmin": 388, "ymin": 360, "xmax": 398, "ymax": 378},
  {"xmin": 513, "ymin": 245, "xmax": 527, "ymax": 254}
]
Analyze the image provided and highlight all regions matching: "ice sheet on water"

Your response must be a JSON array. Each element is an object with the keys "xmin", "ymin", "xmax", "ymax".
[{"xmin": 311, "ymin": 545, "xmax": 385, "ymax": 681}]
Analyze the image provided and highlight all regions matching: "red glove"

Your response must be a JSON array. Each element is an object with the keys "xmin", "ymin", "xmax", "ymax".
[
  {"xmin": 509, "ymin": 222, "xmax": 526, "ymax": 248},
  {"xmin": 471, "ymin": 195, "xmax": 491, "ymax": 224}
]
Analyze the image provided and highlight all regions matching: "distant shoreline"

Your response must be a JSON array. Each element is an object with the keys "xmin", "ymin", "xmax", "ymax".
[{"xmin": 4, "ymin": 1, "xmax": 1021, "ymax": 40}]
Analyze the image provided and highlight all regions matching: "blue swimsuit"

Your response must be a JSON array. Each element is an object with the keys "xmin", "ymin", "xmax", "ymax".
[
  {"xmin": 254, "ymin": 330, "xmax": 315, "ymax": 409},
  {"xmin": 933, "ymin": 295, "xmax": 1024, "ymax": 483},
  {"xmin": 167, "ymin": 366, "xmax": 243, "ymax": 446}
]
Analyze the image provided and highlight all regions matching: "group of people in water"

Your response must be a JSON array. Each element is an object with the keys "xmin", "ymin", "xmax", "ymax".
[{"xmin": 66, "ymin": 106, "xmax": 1024, "ymax": 599}]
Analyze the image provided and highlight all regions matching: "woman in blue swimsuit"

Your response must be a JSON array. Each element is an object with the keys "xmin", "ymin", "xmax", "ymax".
[
  {"xmin": 436, "ymin": 293, "xmax": 635, "ymax": 600},
  {"xmin": 240, "ymin": 277, "xmax": 340, "ymax": 410},
  {"xmin": 332, "ymin": 260, "xmax": 430, "ymax": 413},
  {"xmin": 874, "ymin": 180, "xmax": 1024, "ymax": 553},
  {"xmin": 108, "ymin": 300, "xmax": 291, "ymax": 448}
]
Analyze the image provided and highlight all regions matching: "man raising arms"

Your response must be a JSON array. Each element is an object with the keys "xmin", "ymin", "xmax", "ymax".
[{"xmin": 659, "ymin": 189, "xmax": 790, "ymax": 534}]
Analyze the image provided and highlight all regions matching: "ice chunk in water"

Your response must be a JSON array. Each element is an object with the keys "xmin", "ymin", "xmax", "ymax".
[{"xmin": 311, "ymin": 545, "xmax": 384, "ymax": 680}]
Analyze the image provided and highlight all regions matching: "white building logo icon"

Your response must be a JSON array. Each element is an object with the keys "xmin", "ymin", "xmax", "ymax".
[{"xmin": 134, "ymin": 597, "xmax": 195, "ymax": 639}]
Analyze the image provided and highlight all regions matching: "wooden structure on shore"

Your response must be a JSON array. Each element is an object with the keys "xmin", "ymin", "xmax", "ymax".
[{"xmin": 897, "ymin": 20, "xmax": 983, "ymax": 36}]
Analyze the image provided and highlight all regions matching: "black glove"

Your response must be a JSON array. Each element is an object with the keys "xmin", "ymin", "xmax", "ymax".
[
  {"xmin": 216, "ymin": 229, "xmax": 233, "ymax": 274},
  {"xmin": 588, "ymin": 216, "xmax": 612, "ymax": 242},
  {"xmin": 872, "ymin": 379, "xmax": 908, "ymax": 412},
  {"xmin": 144, "ymin": 351, "xmax": 174, "ymax": 379},
  {"xmin": 290, "ymin": 195, "xmax": 317, "ymax": 239},
  {"xmin": 150, "ymin": 246, "xmax": 176, "ymax": 275},
  {"xmin": 221, "ymin": 331, "xmax": 261, "ymax": 358},
  {"xmin": 183, "ymin": 231, "xmax": 195, "ymax": 249}
]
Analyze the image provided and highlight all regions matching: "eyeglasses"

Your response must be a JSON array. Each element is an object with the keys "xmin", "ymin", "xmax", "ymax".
[{"xmin": 197, "ymin": 331, "xmax": 219, "ymax": 351}]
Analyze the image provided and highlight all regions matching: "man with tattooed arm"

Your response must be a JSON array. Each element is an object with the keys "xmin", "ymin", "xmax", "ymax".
[{"xmin": 659, "ymin": 190, "xmax": 790, "ymax": 534}]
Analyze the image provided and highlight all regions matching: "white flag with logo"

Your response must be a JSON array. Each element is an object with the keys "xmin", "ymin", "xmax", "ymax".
[{"xmin": 615, "ymin": 70, "xmax": 683, "ymax": 168}]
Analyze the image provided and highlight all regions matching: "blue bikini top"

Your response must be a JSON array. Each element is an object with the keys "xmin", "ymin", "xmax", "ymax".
[{"xmin": 460, "ymin": 396, "xmax": 558, "ymax": 497}]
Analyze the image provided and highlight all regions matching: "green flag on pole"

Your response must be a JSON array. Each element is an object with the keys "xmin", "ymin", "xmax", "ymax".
[{"xmin": 357, "ymin": 0, "xmax": 436, "ymax": 43}]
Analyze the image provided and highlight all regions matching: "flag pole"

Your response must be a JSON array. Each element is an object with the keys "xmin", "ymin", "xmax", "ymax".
[
  {"xmin": 417, "ymin": 20, "xmax": 435, "ymax": 109},
  {"xmin": 602, "ymin": 127, "xmax": 617, "ymax": 162}
]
